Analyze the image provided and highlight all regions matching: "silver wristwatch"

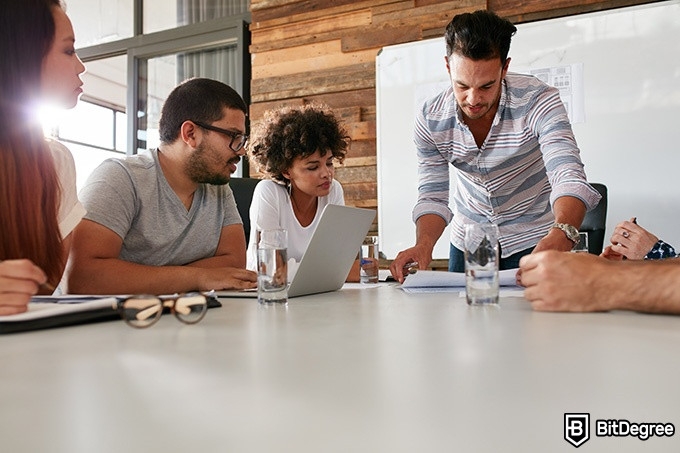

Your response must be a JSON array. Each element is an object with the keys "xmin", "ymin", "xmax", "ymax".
[{"xmin": 552, "ymin": 222, "xmax": 580, "ymax": 243}]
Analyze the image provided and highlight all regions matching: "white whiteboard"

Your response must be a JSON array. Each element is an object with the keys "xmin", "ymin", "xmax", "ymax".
[{"xmin": 376, "ymin": 0, "xmax": 680, "ymax": 260}]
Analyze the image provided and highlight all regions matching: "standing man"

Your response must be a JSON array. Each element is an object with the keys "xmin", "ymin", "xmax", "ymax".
[
  {"xmin": 390, "ymin": 10, "xmax": 601, "ymax": 282},
  {"xmin": 68, "ymin": 78, "xmax": 257, "ymax": 294}
]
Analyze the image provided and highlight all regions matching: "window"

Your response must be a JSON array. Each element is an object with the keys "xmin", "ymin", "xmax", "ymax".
[
  {"xmin": 140, "ymin": 45, "xmax": 244, "ymax": 152},
  {"xmin": 43, "ymin": 98, "xmax": 126, "ymax": 190},
  {"xmin": 67, "ymin": 0, "xmax": 134, "ymax": 46},
  {"xmin": 56, "ymin": 0, "xmax": 251, "ymax": 185},
  {"xmin": 144, "ymin": 0, "xmax": 249, "ymax": 34}
]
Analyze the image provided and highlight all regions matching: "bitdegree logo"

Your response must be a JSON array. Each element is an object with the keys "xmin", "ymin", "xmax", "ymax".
[
  {"xmin": 565, "ymin": 413, "xmax": 590, "ymax": 447},
  {"xmin": 596, "ymin": 419, "xmax": 675, "ymax": 441},
  {"xmin": 565, "ymin": 413, "xmax": 676, "ymax": 447}
]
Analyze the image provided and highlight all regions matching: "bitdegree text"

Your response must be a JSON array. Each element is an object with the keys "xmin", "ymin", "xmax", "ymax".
[{"xmin": 596, "ymin": 419, "xmax": 675, "ymax": 441}]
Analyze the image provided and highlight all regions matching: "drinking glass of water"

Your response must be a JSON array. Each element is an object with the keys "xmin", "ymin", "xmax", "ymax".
[
  {"xmin": 464, "ymin": 223, "xmax": 500, "ymax": 306},
  {"xmin": 256, "ymin": 229, "xmax": 288, "ymax": 304},
  {"xmin": 360, "ymin": 235, "xmax": 380, "ymax": 284}
]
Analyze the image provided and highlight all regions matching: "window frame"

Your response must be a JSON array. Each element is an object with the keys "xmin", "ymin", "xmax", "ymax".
[
  {"xmin": 75, "ymin": 10, "xmax": 251, "ymax": 158},
  {"xmin": 55, "ymin": 97, "xmax": 127, "ymax": 154}
]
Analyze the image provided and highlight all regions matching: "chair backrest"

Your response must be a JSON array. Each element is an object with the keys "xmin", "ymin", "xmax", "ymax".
[
  {"xmin": 229, "ymin": 177, "xmax": 261, "ymax": 246},
  {"xmin": 579, "ymin": 182, "xmax": 608, "ymax": 254}
]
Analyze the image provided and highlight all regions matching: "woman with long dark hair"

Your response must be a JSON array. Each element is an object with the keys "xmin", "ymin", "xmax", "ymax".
[{"xmin": 0, "ymin": 0, "xmax": 86, "ymax": 313}]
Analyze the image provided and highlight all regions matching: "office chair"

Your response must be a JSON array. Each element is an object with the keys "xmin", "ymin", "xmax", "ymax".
[
  {"xmin": 580, "ymin": 183, "xmax": 608, "ymax": 254},
  {"xmin": 229, "ymin": 177, "xmax": 261, "ymax": 246}
]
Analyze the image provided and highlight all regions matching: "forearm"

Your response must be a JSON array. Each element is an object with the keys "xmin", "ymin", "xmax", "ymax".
[
  {"xmin": 389, "ymin": 213, "xmax": 447, "ymax": 282},
  {"xmin": 612, "ymin": 259, "xmax": 680, "ymax": 314},
  {"xmin": 187, "ymin": 252, "xmax": 244, "ymax": 269},
  {"xmin": 187, "ymin": 224, "xmax": 247, "ymax": 269},
  {"xmin": 415, "ymin": 214, "xmax": 447, "ymax": 250},
  {"xmin": 533, "ymin": 196, "xmax": 587, "ymax": 253},
  {"xmin": 552, "ymin": 196, "xmax": 586, "ymax": 228},
  {"xmin": 68, "ymin": 258, "xmax": 205, "ymax": 295}
]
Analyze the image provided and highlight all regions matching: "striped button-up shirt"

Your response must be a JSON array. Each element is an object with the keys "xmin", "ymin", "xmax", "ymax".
[{"xmin": 413, "ymin": 72, "xmax": 601, "ymax": 257}]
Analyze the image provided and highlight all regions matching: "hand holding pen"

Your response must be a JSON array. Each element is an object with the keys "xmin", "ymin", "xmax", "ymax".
[
  {"xmin": 0, "ymin": 259, "xmax": 50, "ymax": 314},
  {"xmin": 389, "ymin": 249, "xmax": 432, "ymax": 283},
  {"xmin": 602, "ymin": 216, "xmax": 659, "ymax": 261},
  {"xmin": 404, "ymin": 261, "xmax": 419, "ymax": 275},
  {"xmin": 388, "ymin": 260, "xmax": 420, "ymax": 283}
]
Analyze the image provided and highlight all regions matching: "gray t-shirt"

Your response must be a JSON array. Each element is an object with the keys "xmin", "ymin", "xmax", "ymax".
[{"xmin": 79, "ymin": 148, "xmax": 242, "ymax": 266}]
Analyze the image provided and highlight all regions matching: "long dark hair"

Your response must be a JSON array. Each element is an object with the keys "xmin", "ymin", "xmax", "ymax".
[{"xmin": 0, "ymin": 0, "xmax": 65, "ymax": 286}]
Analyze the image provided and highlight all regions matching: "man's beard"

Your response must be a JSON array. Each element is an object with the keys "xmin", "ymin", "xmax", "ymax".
[{"xmin": 185, "ymin": 142, "xmax": 234, "ymax": 186}]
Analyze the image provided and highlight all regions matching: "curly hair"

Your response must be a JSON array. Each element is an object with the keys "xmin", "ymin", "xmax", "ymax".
[{"xmin": 248, "ymin": 104, "xmax": 349, "ymax": 184}]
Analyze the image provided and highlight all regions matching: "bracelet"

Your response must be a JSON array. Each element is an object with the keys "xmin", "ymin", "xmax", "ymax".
[{"xmin": 644, "ymin": 240, "xmax": 677, "ymax": 260}]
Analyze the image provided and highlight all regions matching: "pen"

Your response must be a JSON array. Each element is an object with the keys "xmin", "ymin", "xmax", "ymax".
[
  {"xmin": 40, "ymin": 281, "xmax": 56, "ymax": 293},
  {"xmin": 403, "ymin": 261, "xmax": 419, "ymax": 275},
  {"xmin": 632, "ymin": 217, "xmax": 638, "ymax": 225}
]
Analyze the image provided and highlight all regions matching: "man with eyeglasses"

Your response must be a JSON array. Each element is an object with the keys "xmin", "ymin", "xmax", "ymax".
[{"xmin": 68, "ymin": 78, "xmax": 257, "ymax": 295}]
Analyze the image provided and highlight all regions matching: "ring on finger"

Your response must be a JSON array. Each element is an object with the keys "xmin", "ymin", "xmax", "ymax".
[{"xmin": 622, "ymin": 230, "xmax": 630, "ymax": 238}]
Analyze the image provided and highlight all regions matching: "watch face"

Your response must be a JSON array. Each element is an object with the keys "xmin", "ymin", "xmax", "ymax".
[
  {"xmin": 566, "ymin": 226, "xmax": 579, "ymax": 241},
  {"xmin": 555, "ymin": 223, "xmax": 579, "ymax": 242}
]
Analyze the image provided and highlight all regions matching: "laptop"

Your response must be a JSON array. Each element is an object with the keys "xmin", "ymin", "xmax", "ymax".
[{"xmin": 217, "ymin": 204, "xmax": 376, "ymax": 298}]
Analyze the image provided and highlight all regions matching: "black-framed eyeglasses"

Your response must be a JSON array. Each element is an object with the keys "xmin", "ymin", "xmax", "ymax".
[
  {"xmin": 192, "ymin": 120, "xmax": 248, "ymax": 152},
  {"xmin": 115, "ymin": 293, "xmax": 208, "ymax": 328}
]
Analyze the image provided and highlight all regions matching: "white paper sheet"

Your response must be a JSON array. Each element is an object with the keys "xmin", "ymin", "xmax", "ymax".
[
  {"xmin": 401, "ymin": 268, "xmax": 520, "ymax": 294},
  {"xmin": 0, "ymin": 297, "xmax": 118, "ymax": 322}
]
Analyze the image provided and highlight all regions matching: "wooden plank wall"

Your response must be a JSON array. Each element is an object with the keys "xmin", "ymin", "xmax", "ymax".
[{"xmin": 248, "ymin": 0, "xmax": 660, "ymax": 235}]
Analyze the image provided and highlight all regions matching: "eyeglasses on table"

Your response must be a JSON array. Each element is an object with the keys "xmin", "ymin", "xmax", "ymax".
[{"xmin": 114, "ymin": 293, "xmax": 209, "ymax": 328}]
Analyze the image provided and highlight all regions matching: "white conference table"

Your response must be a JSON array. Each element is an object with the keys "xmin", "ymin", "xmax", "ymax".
[{"xmin": 1, "ymin": 283, "xmax": 679, "ymax": 453}]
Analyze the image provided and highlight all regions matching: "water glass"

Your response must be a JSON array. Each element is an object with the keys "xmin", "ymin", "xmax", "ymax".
[
  {"xmin": 256, "ymin": 229, "xmax": 288, "ymax": 304},
  {"xmin": 464, "ymin": 223, "xmax": 500, "ymax": 305},
  {"xmin": 360, "ymin": 235, "xmax": 380, "ymax": 284}
]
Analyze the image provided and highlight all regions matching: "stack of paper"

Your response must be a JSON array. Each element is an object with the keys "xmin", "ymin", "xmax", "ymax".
[{"xmin": 400, "ymin": 268, "xmax": 523, "ymax": 296}]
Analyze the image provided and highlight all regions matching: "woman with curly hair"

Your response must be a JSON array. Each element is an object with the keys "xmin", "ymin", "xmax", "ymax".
[
  {"xmin": 245, "ymin": 104, "xmax": 354, "ymax": 277},
  {"xmin": 0, "ymin": 0, "xmax": 86, "ymax": 313}
]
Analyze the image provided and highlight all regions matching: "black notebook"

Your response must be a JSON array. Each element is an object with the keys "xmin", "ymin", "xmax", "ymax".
[{"xmin": 0, "ymin": 294, "xmax": 221, "ymax": 334}]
